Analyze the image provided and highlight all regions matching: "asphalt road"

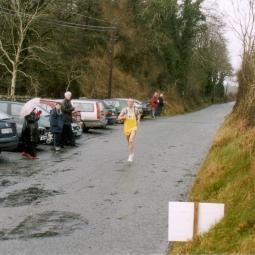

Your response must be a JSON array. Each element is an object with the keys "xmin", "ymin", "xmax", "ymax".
[{"xmin": 0, "ymin": 102, "xmax": 234, "ymax": 255}]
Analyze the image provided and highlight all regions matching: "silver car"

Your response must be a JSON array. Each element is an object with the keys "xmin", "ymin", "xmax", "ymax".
[{"xmin": 71, "ymin": 99, "xmax": 108, "ymax": 132}]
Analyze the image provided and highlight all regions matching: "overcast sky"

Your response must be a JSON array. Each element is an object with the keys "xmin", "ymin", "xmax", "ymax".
[{"xmin": 202, "ymin": 0, "xmax": 248, "ymax": 85}]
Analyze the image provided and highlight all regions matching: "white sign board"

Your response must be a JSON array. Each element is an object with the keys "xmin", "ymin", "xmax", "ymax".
[
  {"xmin": 168, "ymin": 202, "xmax": 194, "ymax": 241},
  {"xmin": 197, "ymin": 202, "xmax": 224, "ymax": 235},
  {"xmin": 168, "ymin": 201, "xmax": 224, "ymax": 242}
]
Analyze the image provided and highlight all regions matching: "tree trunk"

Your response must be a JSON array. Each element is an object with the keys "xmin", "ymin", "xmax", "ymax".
[{"xmin": 10, "ymin": 69, "xmax": 17, "ymax": 98}]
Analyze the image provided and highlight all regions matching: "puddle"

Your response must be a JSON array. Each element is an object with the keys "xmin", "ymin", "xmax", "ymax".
[
  {"xmin": 0, "ymin": 187, "xmax": 61, "ymax": 207},
  {"xmin": 0, "ymin": 211, "xmax": 88, "ymax": 240}
]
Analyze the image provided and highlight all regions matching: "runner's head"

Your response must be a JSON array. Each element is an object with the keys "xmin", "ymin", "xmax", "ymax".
[{"xmin": 127, "ymin": 98, "xmax": 134, "ymax": 108}]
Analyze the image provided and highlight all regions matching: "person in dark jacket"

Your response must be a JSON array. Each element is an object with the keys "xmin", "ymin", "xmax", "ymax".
[
  {"xmin": 156, "ymin": 94, "xmax": 164, "ymax": 116},
  {"xmin": 21, "ymin": 109, "xmax": 41, "ymax": 159},
  {"xmin": 60, "ymin": 91, "xmax": 78, "ymax": 147},
  {"xmin": 50, "ymin": 102, "xmax": 64, "ymax": 151}
]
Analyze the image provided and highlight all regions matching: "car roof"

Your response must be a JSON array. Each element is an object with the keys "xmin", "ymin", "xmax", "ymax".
[
  {"xmin": 0, "ymin": 100, "xmax": 25, "ymax": 104},
  {"xmin": 72, "ymin": 99, "xmax": 98, "ymax": 103},
  {"xmin": 106, "ymin": 98, "xmax": 127, "ymax": 99}
]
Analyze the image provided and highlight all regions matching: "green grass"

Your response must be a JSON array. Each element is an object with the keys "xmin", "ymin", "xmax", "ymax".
[{"xmin": 168, "ymin": 114, "xmax": 255, "ymax": 254}]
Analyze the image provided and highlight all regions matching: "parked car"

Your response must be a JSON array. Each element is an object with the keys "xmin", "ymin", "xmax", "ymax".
[
  {"xmin": 0, "ymin": 100, "xmax": 82, "ymax": 145},
  {"xmin": 80, "ymin": 98, "xmax": 117, "ymax": 125},
  {"xmin": 0, "ymin": 111, "xmax": 19, "ymax": 152},
  {"xmin": 39, "ymin": 99, "xmax": 83, "ymax": 128},
  {"xmin": 71, "ymin": 99, "xmax": 108, "ymax": 132},
  {"xmin": 0, "ymin": 109, "xmax": 47, "ymax": 149},
  {"xmin": 134, "ymin": 99, "xmax": 152, "ymax": 119},
  {"xmin": 104, "ymin": 98, "xmax": 143, "ymax": 124},
  {"xmin": 0, "ymin": 100, "xmax": 51, "ymax": 128}
]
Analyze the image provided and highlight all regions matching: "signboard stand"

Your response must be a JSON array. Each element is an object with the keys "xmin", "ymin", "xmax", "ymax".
[
  {"xmin": 193, "ymin": 202, "xmax": 199, "ymax": 238},
  {"xmin": 168, "ymin": 201, "xmax": 224, "ymax": 242}
]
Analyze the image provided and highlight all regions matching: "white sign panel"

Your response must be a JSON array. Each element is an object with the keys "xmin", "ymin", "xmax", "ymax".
[
  {"xmin": 168, "ymin": 202, "xmax": 194, "ymax": 241},
  {"xmin": 198, "ymin": 202, "xmax": 224, "ymax": 234}
]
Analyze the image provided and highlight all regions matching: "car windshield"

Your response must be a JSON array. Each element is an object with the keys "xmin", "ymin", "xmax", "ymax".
[
  {"xmin": 102, "ymin": 100, "xmax": 114, "ymax": 108},
  {"xmin": 134, "ymin": 99, "xmax": 143, "ymax": 105},
  {"xmin": 0, "ymin": 111, "xmax": 11, "ymax": 120},
  {"xmin": 74, "ymin": 102, "xmax": 94, "ymax": 112}
]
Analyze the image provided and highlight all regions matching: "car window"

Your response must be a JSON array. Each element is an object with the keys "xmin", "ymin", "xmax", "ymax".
[
  {"xmin": 114, "ymin": 101, "xmax": 120, "ymax": 108},
  {"xmin": 102, "ymin": 100, "xmax": 113, "ymax": 108},
  {"xmin": 134, "ymin": 100, "xmax": 142, "ymax": 105},
  {"xmin": 0, "ymin": 102, "xmax": 8, "ymax": 113},
  {"xmin": 75, "ymin": 102, "xmax": 94, "ymax": 112},
  {"xmin": 11, "ymin": 103, "xmax": 23, "ymax": 116},
  {"xmin": 106, "ymin": 100, "xmax": 115, "ymax": 107},
  {"xmin": 39, "ymin": 103, "xmax": 53, "ymax": 112},
  {"xmin": 0, "ymin": 111, "xmax": 10, "ymax": 120},
  {"xmin": 119, "ymin": 100, "xmax": 127, "ymax": 108},
  {"xmin": 34, "ymin": 105, "xmax": 50, "ymax": 116}
]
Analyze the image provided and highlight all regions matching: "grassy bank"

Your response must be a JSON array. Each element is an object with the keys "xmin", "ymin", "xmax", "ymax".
[{"xmin": 168, "ymin": 112, "xmax": 255, "ymax": 254}]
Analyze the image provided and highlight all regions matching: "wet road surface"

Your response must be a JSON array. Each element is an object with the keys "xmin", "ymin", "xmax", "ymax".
[{"xmin": 0, "ymin": 102, "xmax": 234, "ymax": 255}]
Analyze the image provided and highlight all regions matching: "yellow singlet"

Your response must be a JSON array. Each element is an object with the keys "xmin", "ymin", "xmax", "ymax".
[{"xmin": 124, "ymin": 107, "xmax": 137, "ymax": 135}]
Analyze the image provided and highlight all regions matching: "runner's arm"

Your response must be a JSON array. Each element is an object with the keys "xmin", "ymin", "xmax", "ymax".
[
  {"xmin": 118, "ymin": 109, "xmax": 127, "ymax": 120},
  {"xmin": 136, "ymin": 108, "xmax": 141, "ymax": 124}
]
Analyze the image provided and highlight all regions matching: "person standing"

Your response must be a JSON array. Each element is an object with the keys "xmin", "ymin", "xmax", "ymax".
[
  {"xmin": 21, "ymin": 109, "xmax": 41, "ymax": 159},
  {"xmin": 156, "ymin": 93, "xmax": 164, "ymax": 116},
  {"xmin": 118, "ymin": 98, "xmax": 141, "ymax": 162},
  {"xmin": 50, "ymin": 102, "xmax": 64, "ymax": 151},
  {"xmin": 60, "ymin": 91, "xmax": 78, "ymax": 147},
  {"xmin": 151, "ymin": 92, "xmax": 159, "ymax": 119}
]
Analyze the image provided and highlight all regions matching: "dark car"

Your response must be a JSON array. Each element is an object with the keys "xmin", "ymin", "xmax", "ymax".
[
  {"xmin": 102, "ymin": 100, "xmax": 117, "ymax": 125},
  {"xmin": 0, "ymin": 110, "xmax": 47, "ymax": 150},
  {"xmin": 134, "ymin": 99, "xmax": 152, "ymax": 119},
  {"xmin": 0, "ymin": 111, "xmax": 19, "ymax": 152},
  {"xmin": 104, "ymin": 98, "xmax": 143, "ymax": 124},
  {"xmin": 79, "ymin": 98, "xmax": 117, "ymax": 125}
]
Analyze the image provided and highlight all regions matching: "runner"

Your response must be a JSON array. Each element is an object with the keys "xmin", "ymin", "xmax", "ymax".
[{"xmin": 118, "ymin": 98, "xmax": 141, "ymax": 162}]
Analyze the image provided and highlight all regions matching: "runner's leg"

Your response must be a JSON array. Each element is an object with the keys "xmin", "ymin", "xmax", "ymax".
[{"xmin": 128, "ymin": 131, "xmax": 136, "ymax": 155}]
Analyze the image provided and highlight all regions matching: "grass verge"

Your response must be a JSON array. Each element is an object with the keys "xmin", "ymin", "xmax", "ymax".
[{"xmin": 168, "ymin": 112, "xmax": 255, "ymax": 254}]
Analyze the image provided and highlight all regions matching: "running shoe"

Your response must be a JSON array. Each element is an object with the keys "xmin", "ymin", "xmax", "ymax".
[
  {"xmin": 29, "ymin": 155, "xmax": 39, "ymax": 159},
  {"xmin": 22, "ymin": 152, "xmax": 30, "ymax": 157},
  {"xmin": 128, "ymin": 155, "xmax": 133, "ymax": 162}
]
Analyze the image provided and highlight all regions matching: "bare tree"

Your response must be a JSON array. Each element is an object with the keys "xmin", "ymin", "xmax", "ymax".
[
  {"xmin": 65, "ymin": 59, "xmax": 82, "ymax": 91},
  {"xmin": 0, "ymin": 0, "xmax": 50, "ymax": 97},
  {"xmin": 224, "ymin": 0, "xmax": 255, "ymax": 116}
]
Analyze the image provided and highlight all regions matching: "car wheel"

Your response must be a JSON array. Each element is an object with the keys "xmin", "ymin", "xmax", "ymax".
[
  {"xmin": 116, "ymin": 119, "xmax": 124, "ymax": 124},
  {"xmin": 82, "ymin": 122, "xmax": 90, "ymax": 132}
]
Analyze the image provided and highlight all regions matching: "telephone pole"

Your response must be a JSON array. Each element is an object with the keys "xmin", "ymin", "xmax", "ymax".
[{"xmin": 107, "ymin": 20, "xmax": 117, "ymax": 98}]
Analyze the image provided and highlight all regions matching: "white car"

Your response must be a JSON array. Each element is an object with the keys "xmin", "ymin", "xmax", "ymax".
[{"xmin": 71, "ymin": 99, "xmax": 108, "ymax": 132}]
